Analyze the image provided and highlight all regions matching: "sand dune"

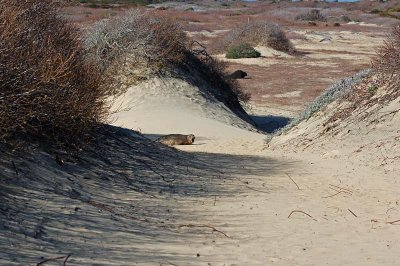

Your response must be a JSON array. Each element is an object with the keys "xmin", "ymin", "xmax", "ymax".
[
  {"xmin": 111, "ymin": 76, "xmax": 265, "ymax": 154},
  {"xmin": 1, "ymin": 68, "xmax": 399, "ymax": 265}
]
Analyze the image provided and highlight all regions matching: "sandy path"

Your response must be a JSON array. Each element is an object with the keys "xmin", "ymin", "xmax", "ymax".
[{"xmin": 107, "ymin": 76, "xmax": 400, "ymax": 265}]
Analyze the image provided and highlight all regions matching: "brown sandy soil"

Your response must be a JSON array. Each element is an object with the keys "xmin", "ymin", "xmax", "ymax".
[{"xmin": 63, "ymin": 0, "xmax": 397, "ymax": 117}]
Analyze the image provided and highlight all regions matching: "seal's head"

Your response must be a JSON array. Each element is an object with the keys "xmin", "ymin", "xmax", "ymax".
[{"xmin": 187, "ymin": 134, "xmax": 195, "ymax": 144}]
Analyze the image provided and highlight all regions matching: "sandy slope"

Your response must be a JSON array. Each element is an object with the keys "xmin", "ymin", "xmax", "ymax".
[
  {"xmin": 1, "ymin": 71, "xmax": 399, "ymax": 265},
  {"xmin": 111, "ymin": 76, "xmax": 265, "ymax": 154},
  {"xmin": 108, "ymin": 74, "xmax": 400, "ymax": 265}
]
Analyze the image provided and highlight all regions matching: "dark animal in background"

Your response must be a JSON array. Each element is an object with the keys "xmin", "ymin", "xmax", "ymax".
[
  {"xmin": 157, "ymin": 134, "xmax": 195, "ymax": 146},
  {"xmin": 226, "ymin": 70, "xmax": 248, "ymax": 80}
]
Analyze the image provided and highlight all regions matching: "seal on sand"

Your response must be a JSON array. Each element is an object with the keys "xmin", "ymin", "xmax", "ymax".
[{"xmin": 157, "ymin": 134, "xmax": 195, "ymax": 146}]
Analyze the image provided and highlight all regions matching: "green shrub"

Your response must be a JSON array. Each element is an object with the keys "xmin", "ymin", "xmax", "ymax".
[
  {"xmin": 226, "ymin": 43, "xmax": 261, "ymax": 59},
  {"xmin": 368, "ymin": 85, "xmax": 378, "ymax": 95}
]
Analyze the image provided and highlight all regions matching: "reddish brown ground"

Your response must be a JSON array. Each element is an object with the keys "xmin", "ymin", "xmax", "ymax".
[{"xmin": 64, "ymin": 0, "xmax": 398, "ymax": 115}]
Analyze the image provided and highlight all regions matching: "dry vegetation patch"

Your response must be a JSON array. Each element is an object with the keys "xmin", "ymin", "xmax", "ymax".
[
  {"xmin": 327, "ymin": 24, "xmax": 400, "ymax": 123},
  {"xmin": 85, "ymin": 9, "xmax": 189, "ymax": 85},
  {"xmin": 217, "ymin": 21, "xmax": 296, "ymax": 55},
  {"xmin": 372, "ymin": 24, "xmax": 400, "ymax": 90},
  {"xmin": 0, "ymin": 0, "xmax": 114, "ymax": 147},
  {"xmin": 85, "ymin": 10, "xmax": 250, "ymax": 117},
  {"xmin": 295, "ymin": 9, "xmax": 327, "ymax": 22}
]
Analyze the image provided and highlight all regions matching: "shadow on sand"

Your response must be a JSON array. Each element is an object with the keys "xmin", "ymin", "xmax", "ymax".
[
  {"xmin": 0, "ymin": 126, "xmax": 294, "ymax": 265},
  {"xmin": 250, "ymin": 114, "xmax": 292, "ymax": 133}
]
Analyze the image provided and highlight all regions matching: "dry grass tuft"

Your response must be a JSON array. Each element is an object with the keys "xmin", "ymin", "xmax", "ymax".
[
  {"xmin": 372, "ymin": 24, "xmax": 400, "ymax": 88},
  {"xmin": 0, "ymin": 0, "xmax": 114, "ymax": 147},
  {"xmin": 218, "ymin": 21, "xmax": 296, "ymax": 55},
  {"xmin": 295, "ymin": 9, "xmax": 327, "ymax": 22}
]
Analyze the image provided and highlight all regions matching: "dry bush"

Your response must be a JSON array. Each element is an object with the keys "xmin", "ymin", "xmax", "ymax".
[
  {"xmin": 373, "ymin": 24, "xmax": 400, "ymax": 78},
  {"xmin": 219, "ymin": 21, "xmax": 296, "ymax": 55},
  {"xmin": 372, "ymin": 24, "xmax": 400, "ymax": 98},
  {"xmin": 85, "ymin": 10, "xmax": 250, "ymax": 113},
  {"xmin": 84, "ymin": 9, "xmax": 189, "ymax": 88},
  {"xmin": 295, "ymin": 9, "xmax": 327, "ymax": 22},
  {"xmin": 0, "ymin": 0, "xmax": 113, "ymax": 147}
]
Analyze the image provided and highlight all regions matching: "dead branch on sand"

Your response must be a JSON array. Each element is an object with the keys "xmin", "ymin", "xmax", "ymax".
[
  {"xmin": 37, "ymin": 254, "xmax": 71, "ymax": 266},
  {"xmin": 387, "ymin": 219, "xmax": 400, "ymax": 225},
  {"xmin": 322, "ymin": 191, "xmax": 349, "ymax": 199},
  {"xmin": 178, "ymin": 224, "xmax": 229, "ymax": 238},
  {"xmin": 323, "ymin": 184, "xmax": 353, "ymax": 198},
  {"xmin": 286, "ymin": 173, "xmax": 300, "ymax": 190},
  {"xmin": 288, "ymin": 210, "xmax": 317, "ymax": 221},
  {"xmin": 348, "ymin": 209, "xmax": 358, "ymax": 217}
]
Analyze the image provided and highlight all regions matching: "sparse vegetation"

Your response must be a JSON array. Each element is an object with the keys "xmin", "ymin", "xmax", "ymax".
[
  {"xmin": 296, "ymin": 9, "xmax": 327, "ymax": 22},
  {"xmin": 369, "ymin": 7, "xmax": 400, "ymax": 20},
  {"xmin": 0, "ymin": 0, "xmax": 114, "ymax": 147},
  {"xmin": 368, "ymin": 85, "xmax": 379, "ymax": 95},
  {"xmin": 85, "ymin": 10, "xmax": 250, "ymax": 111},
  {"xmin": 226, "ymin": 43, "xmax": 261, "ymax": 59},
  {"xmin": 372, "ymin": 24, "xmax": 400, "ymax": 96},
  {"xmin": 85, "ymin": 10, "xmax": 189, "ymax": 89},
  {"xmin": 276, "ymin": 70, "xmax": 371, "ymax": 135},
  {"xmin": 74, "ymin": 0, "xmax": 158, "ymax": 7},
  {"xmin": 340, "ymin": 15, "xmax": 352, "ymax": 23},
  {"xmin": 221, "ymin": 21, "xmax": 296, "ymax": 55}
]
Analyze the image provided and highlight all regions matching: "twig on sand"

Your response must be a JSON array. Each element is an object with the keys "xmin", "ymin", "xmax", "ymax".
[
  {"xmin": 288, "ymin": 210, "xmax": 317, "ymax": 221},
  {"xmin": 160, "ymin": 261, "xmax": 179, "ymax": 266},
  {"xmin": 322, "ymin": 191, "xmax": 348, "ymax": 198},
  {"xmin": 37, "ymin": 254, "xmax": 71, "ymax": 266},
  {"xmin": 329, "ymin": 184, "xmax": 352, "ymax": 194},
  {"xmin": 244, "ymin": 185, "xmax": 269, "ymax": 194},
  {"xmin": 286, "ymin": 173, "xmax": 300, "ymax": 190},
  {"xmin": 63, "ymin": 254, "xmax": 71, "ymax": 265},
  {"xmin": 348, "ymin": 209, "xmax": 358, "ymax": 217},
  {"xmin": 387, "ymin": 219, "xmax": 400, "ymax": 225},
  {"xmin": 11, "ymin": 160, "xmax": 18, "ymax": 176},
  {"xmin": 237, "ymin": 178, "xmax": 269, "ymax": 194},
  {"xmin": 323, "ymin": 184, "xmax": 353, "ymax": 198},
  {"xmin": 178, "ymin": 224, "xmax": 229, "ymax": 238}
]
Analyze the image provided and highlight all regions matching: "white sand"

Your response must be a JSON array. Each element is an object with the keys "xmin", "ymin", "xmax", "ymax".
[{"xmin": 109, "ymin": 73, "xmax": 400, "ymax": 265}]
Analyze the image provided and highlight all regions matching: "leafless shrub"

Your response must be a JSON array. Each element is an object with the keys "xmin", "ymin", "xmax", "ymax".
[
  {"xmin": 0, "ymin": 0, "xmax": 114, "ymax": 147},
  {"xmin": 219, "ymin": 21, "xmax": 296, "ymax": 55},
  {"xmin": 84, "ymin": 10, "xmax": 189, "ymax": 90},
  {"xmin": 372, "ymin": 24, "xmax": 400, "ymax": 89},
  {"xmin": 295, "ymin": 9, "xmax": 327, "ymax": 22},
  {"xmin": 85, "ymin": 11, "xmax": 251, "ymax": 116}
]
